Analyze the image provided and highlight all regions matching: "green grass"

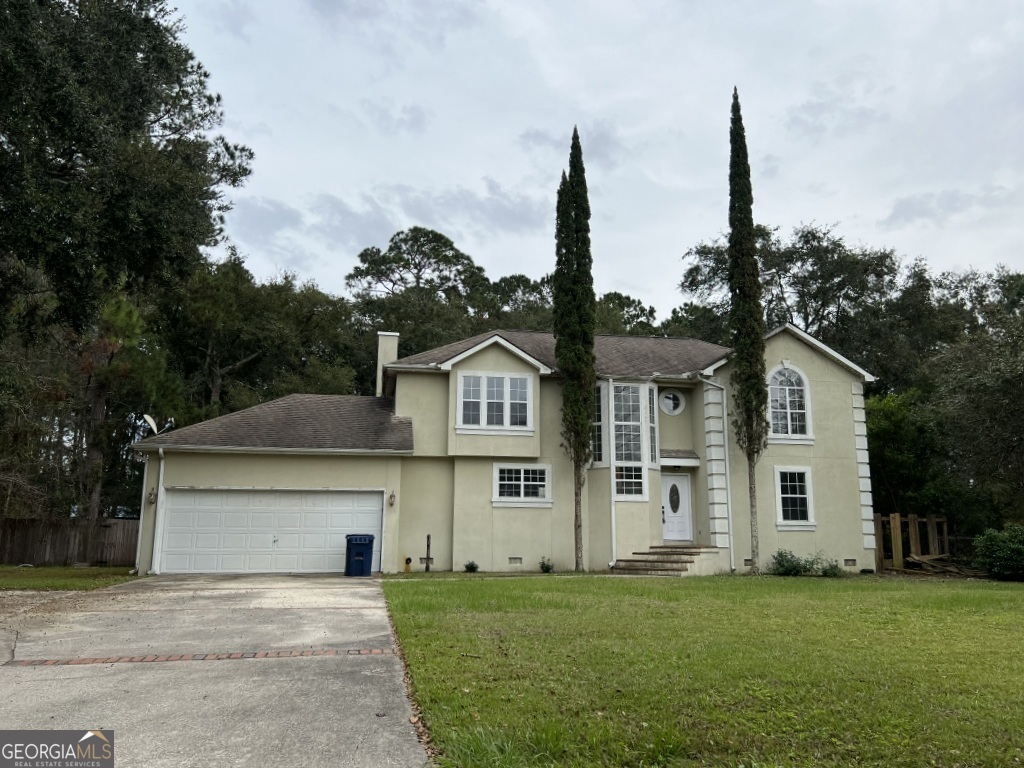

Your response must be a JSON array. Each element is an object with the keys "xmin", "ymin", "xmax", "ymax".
[
  {"xmin": 0, "ymin": 566, "xmax": 137, "ymax": 591},
  {"xmin": 384, "ymin": 575, "xmax": 1024, "ymax": 768}
]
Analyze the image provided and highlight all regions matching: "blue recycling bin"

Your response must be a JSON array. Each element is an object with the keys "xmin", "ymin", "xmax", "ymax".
[{"xmin": 345, "ymin": 534, "xmax": 375, "ymax": 577}]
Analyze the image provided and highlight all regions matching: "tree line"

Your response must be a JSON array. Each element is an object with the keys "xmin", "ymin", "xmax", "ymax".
[{"xmin": 2, "ymin": 1, "xmax": 1021, "ymax": 543}]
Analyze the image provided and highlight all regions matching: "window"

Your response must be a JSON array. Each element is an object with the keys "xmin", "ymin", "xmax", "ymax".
[
  {"xmin": 648, "ymin": 387, "xmax": 658, "ymax": 468},
  {"xmin": 775, "ymin": 467, "xmax": 815, "ymax": 529},
  {"xmin": 614, "ymin": 385, "xmax": 644, "ymax": 496},
  {"xmin": 659, "ymin": 388, "xmax": 685, "ymax": 416},
  {"xmin": 769, "ymin": 366, "xmax": 812, "ymax": 440},
  {"xmin": 492, "ymin": 464, "xmax": 552, "ymax": 507},
  {"xmin": 457, "ymin": 372, "xmax": 533, "ymax": 432},
  {"xmin": 591, "ymin": 384, "xmax": 604, "ymax": 464}
]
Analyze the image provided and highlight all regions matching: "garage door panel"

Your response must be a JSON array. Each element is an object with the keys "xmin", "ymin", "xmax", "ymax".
[
  {"xmin": 249, "ymin": 532, "xmax": 274, "ymax": 548},
  {"xmin": 304, "ymin": 512, "xmax": 328, "ymax": 528},
  {"xmin": 196, "ymin": 513, "xmax": 222, "ymax": 529},
  {"xmin": 251, "ymin": 512, "xmax": 275, "ymax": 527},
  {"xmin": 194, "ymin": 533, "xmax": 220, "ymax": 549},
  {"xmin": 160, "ymin": 489, "xmax": 383, "ymax": 574},
  {"xmin": 224, "ymin": 512, "xmax": 248, "ymax": 528}
]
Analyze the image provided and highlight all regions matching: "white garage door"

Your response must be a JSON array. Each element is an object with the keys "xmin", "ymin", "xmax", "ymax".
[{"xmin": 158, "ymin": 489, "xmax": 383, "ymax": 574}]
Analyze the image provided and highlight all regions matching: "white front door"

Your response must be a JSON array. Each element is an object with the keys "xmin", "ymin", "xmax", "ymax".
[{"xmin": 661, "ymin": 474, "xmax": 692, "ymax": 541}]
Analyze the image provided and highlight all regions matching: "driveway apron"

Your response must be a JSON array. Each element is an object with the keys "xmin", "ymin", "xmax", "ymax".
[{"xmin": 0, "ymin": 574, "xmax": 429, "ymax": 768}]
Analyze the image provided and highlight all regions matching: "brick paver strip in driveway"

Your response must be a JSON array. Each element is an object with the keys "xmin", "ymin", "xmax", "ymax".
[{"xmin": 0, "ymin": 574, "xmax": 429, "ymax": 768}]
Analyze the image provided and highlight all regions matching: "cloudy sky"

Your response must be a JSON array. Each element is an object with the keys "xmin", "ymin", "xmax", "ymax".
[{"xmin": 172, "ymin": 0, "xmax": 1024, "ymax": 318}]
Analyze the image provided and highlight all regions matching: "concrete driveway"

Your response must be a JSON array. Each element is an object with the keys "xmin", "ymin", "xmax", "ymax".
[{"xmin": 0, "ymin": 575, "xmax": 429, "ymax": 768}]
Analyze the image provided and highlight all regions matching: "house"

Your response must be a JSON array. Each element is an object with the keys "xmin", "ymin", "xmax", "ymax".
[{"xmin": 133, "ymin": 325, "xmax": 875, "ymax": 575}]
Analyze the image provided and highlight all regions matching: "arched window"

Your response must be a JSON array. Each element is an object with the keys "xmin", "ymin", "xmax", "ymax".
[{"xmin": 769, "ymin": 367, "xmax": 809, "ymax": 436}]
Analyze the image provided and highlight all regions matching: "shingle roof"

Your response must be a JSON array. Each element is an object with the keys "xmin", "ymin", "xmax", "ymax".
[
  {"xmin": 135, "ymin": 394, "xmax": 413, "ymax": 452},
  {"xmin": 660, "ymin": 448, "xmax": 699, "ymax": 460},
  {"xmin": 391, "ymin": 330, "xmax": 730, "ymax": 379}
]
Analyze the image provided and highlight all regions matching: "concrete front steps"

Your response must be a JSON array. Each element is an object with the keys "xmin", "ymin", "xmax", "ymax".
[{"xmin": 612, "ymin": 544, "xmax": 726, "ymax": 577}]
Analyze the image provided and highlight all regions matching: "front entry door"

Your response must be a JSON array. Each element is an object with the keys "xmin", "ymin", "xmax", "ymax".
[{"xmin": 661, "ymin": 474, "xmax": 692, "ymax": 541}]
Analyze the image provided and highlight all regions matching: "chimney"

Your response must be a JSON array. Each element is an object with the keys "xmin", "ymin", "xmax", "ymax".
[{"xmin": 376, "ymin": 332, "xmax": 400, "ymax": 397}]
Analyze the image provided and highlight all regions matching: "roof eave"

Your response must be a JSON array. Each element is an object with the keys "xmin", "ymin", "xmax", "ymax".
[{"xmin": 132, "ymin": 444, "xmax": 414, "ymax": 456}]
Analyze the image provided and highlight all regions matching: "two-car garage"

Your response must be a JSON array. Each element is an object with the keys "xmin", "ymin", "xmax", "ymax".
[{"xmin": 155, "ymin": 489, "xmax": 384, "ymax": 574}]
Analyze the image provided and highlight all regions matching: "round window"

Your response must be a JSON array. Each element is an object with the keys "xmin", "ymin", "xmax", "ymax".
[{"xmin": 659, "ymin": 388, "xmax": 685, "ymax": 416}]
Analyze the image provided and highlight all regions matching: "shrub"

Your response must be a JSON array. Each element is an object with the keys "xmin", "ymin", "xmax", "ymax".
[
  {"xmin": 767, "ymin": 549, "xmax": 822, "ymax": 576},
  {"xmin": 464, "ymin": 561, "xmax": 479, "ymax": 573},
  {"xmin": 819, "ymin": 559, "xmax": 845, "ymax": 578},
  {"xmin": 539, "ymin": 557, "xmax": 554, "ymax": 573},
  {"xmin": 973, "ymin": 525, "xmax": 1024, "ymax": 581}
]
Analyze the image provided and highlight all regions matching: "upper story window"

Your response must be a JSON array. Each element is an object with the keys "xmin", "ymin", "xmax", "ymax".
[
  {"xmin": 768, "ymin": 365, "xmax": 812, "ymax": 442},
  {"xmin": 591, "ymin": 384, "xmax": 604, "ymax": 464},
  {"xmin": 458, "ymin": 372, "xmax": 533, "ymax": 433}
]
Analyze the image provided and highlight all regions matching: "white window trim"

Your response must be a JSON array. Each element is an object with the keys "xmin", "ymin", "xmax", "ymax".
[
  {"xmin": 647, "ymin": 386, "xmax": 659, "ymax": 469},
  {"xmin": 767, "ymin": 362, "xmax": 814, "ymax": 445},
  {"xmin": 591, "ymin": 381, "xmax": 608, "ymax": 468},
  {"xmin": 492, "ymin": 463, "xmax": 553, "ymax": 508},
  {"xmin": 456, "ymin": 370, "xmax": 535, "ymax": 435},
  {"xmin": 775, "ymin": 465, "xmax": 816, "ymax": 531},
  {"xmin": 659, "ymin": 387, "xmax": 686, "ymax": 416},
  {"xmin": 611, "ymin": 382, "xmax": 650, "ymax": 501}
]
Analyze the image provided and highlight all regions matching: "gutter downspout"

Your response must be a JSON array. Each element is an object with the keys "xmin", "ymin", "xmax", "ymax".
[
  {"xmin": 700, "ymin": 376, "xmax": 736, "ymax": 573},
  {"xmin": 607, "ymin": 377, "xmax": 618, "ymax": 568}
]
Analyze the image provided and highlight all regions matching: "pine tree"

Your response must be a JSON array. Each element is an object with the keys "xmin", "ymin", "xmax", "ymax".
[
  {"xmin": 727, "ymin": 89, "xmax": 768, "ymax": 574},
  {"xmin": 553, "ymin": 127, "xmax": 597, "ymax": 572}
]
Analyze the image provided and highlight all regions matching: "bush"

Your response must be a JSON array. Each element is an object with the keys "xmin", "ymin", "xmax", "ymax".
[
  {"xmin": 539, "ymin": 557, "xmax": 554, "ymax": 573},
  {"xmin": 973, "ymin": 525, "xmax": 1024, "ymax": 581},
  {"xmin": 463, "ymin": 561, "xmax": 479, "ymax": 573},
  {"xmin": 767, "ymin": 549, "xmax": 822, "ymax": 576},
  {"xmin": 819, "ymin": 559, "xmax": 845, "ymax": 578}
]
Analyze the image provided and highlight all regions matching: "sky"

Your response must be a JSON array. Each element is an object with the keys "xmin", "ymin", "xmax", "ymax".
[{"xmin": 171, "ymin": 0, "xmax": 1024, "ymax": 319}]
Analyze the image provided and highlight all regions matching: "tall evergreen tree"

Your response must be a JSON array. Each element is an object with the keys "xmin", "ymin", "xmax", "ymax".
[
  {"xmin": 727, "ymin": 89, "xmax": 768, "ymax": 574},
  {"xmin": 553, "ymin": 127, "xmax": 596, "ymax": 572}
]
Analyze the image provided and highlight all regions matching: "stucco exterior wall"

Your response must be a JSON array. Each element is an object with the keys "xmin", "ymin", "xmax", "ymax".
[
  {"xmin": 396, "ymin": 458, "xmax": 454, "ymax": 571},
  {"xmin": 721, "ymin": 331, "xmax": 872, "ymax": 571},
  {"xmin": 656, "ymin": 385, "xmax": 696, "ymax": 452},
  {"xmin": 395, "ymin": 372, "xmax": 448, "ymax": 456}
]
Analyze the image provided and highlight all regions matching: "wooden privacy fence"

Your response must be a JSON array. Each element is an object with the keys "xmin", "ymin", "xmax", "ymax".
[
  {"xmin": 0, "ymin": 518, "xmax": 139, "ymax": 566},
  {"xmin": 873, "ymin": 512, "xmax": 952, "ymax": 573}
]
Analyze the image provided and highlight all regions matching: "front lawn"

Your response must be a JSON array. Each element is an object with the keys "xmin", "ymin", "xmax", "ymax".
[
  {"xmin": 0, "ymin": 566, "xmax": 136, "ymax": 591},
  {"xmin": 385, "ymin": 575, "xmax": 1024, "ymax": 768}
]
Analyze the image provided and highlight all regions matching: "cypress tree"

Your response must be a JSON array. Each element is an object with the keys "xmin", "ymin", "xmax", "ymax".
[
  {"xmin": 727, "ymin": 89, "xmax": 768, "ymax": 574},
  {"xmin": 553, "ymin": 127, "xmax": 596, "ymax": 572}
]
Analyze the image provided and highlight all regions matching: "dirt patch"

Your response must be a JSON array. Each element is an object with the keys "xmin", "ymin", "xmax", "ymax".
[{"xmin": 0, "ymin": 590, "xmax": 75, "ymax": 624}]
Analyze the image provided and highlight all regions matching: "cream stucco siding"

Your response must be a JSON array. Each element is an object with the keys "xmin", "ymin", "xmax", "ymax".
[
  {"xmin": 722, "ymin": 330, "xmax": 872, "ymax": 570},
  {"xmin": 396, "ymin": 458, "xmax": 454, "ymax": 571},
  {"xmin": 656, "ymin": 385, "xmax": 696, "ymax": 453},
  {"xmin": 395, "ymin": 372, "xmax": 448, "ymax": 456}
]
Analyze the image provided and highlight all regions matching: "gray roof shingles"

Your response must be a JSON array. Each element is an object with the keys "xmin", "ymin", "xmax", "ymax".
[
  {"xmin": 391, "ymin": 330, "xmax": 730, "ymax": 378},
  {"xmin": 135, "ymin": 394, "xmax": 413, "ymax": 452}
]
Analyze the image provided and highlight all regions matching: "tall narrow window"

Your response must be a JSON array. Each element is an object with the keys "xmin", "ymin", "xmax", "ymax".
[
  {"xmin": 591, "ymin": 384, "xmax": 603, "ymax": 463},
  {"xmin": 775, "ymin": 466, "xmax": 815, "ymax": 529},
  {"xmin": 648, "ymin": 387, "xmax": 658, "ymax": 466},
  {"xmin": 509, "ymin": 377, "xmax": 528, "ymax": 426},
  {"xmin": 769, "ymin": 368, "xmax": 809, "ymax": 436},
  {"xmin": 462, "ymin": 375, "xmax": 481, "ymax": 426},
  {"xmin": 486, "ymin": 376, "xmax": 505, "ymax": 426},
  {"xmin": 614, "ymin": 385, "xmax": 644, "ymax": 496}
]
